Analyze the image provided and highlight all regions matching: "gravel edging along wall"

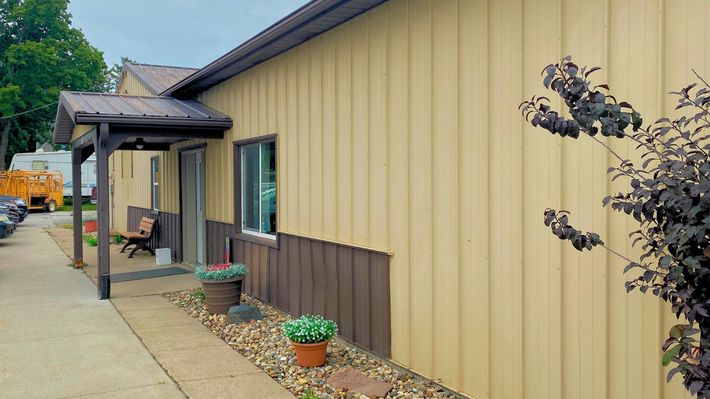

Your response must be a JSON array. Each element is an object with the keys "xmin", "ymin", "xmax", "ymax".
[{"xmin": 166, "ymin": 290, "xmax": 463, "ymax": 399}]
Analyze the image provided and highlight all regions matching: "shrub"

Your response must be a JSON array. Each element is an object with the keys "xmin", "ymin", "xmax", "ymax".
[
  {"xmin": 195, "ymin": 263, "xmax": 248, "ymax": 281},
  {"xmin": 520, "ymin": 56, "xmax": 710, "ymax": 397},
  {"xmin": 188, "ymin": 288, "xmax": 206, "ymax": 302},
  {"xmin": 283, "ymin": 315, "xmax": 337, "ymax": 344},
  {"xmin": 300, "ymin": 389, "xmax": 319, "ymax": 399},
  {"xmin": 113, "ymin": 234, "xmax": 122, "ymax": 244},
  {"xmin": 83, "ymin": 235, "xmax": 97, "ymax": 247}
]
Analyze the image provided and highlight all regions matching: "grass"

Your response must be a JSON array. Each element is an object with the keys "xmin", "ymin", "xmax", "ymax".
[{"xmin": 57, "ymin": 203, "xmax": 96, "ymax": 212}]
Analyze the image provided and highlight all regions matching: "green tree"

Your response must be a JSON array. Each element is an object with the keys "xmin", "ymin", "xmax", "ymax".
[
  {"xmin": 100, "ymin": 56, "xmax": 135, "ymax": 93},
  {"xmin": 0, "ymin": 0, "xmax": 106, "ymax": 168}
]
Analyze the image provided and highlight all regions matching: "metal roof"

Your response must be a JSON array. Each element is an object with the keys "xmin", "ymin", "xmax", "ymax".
[
  {"xmin": 163, "ymin": 0, "xmax": 388, "ymax": 97},
  {"xmin": 123, "ymin": 63, "xmax": 199, "ymax": 95},
  {"xmin": 53, "ymin": 92, "xmax": 232, "ymax": 144}
]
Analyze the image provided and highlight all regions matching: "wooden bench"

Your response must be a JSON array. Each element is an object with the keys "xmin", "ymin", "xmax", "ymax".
[{"xmin": 120, "ymin": 216, "xmax": 157, "ymax": 258}]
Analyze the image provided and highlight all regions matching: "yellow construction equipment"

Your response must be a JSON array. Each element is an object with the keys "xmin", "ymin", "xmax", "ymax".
[{"xmin": 0, "ymin": 170, "xmax": 64, "ymax": 212}]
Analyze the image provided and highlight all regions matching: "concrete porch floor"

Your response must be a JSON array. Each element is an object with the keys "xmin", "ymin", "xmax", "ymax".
[{"xmin": 46, "ymin": 226, "xmax": 199, "ymax": 298}]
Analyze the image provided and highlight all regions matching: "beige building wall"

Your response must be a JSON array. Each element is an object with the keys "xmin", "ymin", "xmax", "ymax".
[
  {"xmin": 108, "ymin": 0, "xmax": 710, "ymax": 398},
  {"xmin": 110, "ymin": 72, "xmax": 161, "ymax": 232}
]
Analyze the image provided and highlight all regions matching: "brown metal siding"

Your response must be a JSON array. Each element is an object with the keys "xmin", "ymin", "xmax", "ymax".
[
  {"xmin": 127, "ymin": 211, "xmax": 391, "ymax": 356},
  {"xmin": 127, "ymin": 206, "xmax": 181, "ymax": 261},
  {"xmin": 206, "ymin": 219, "xmax": 237, "ymax": 264},
  {"xmin": 232, "ymin": 232, "xmax": 391, "ymax": 357}
]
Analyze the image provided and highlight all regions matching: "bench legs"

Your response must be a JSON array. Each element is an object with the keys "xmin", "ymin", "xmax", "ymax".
[
  {"xmin": 121, "ymin": 238, "xmax": 154, "ymax": 258},
  {"xmin": 128, "ymin": 244, "xmax": 154, "ymax": 258},
  {"xmin": 120, "ymin": 241, "xmax": 134, "ymax": 253}
]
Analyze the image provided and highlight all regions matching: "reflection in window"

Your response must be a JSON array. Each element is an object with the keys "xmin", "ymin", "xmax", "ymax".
[{"xmin": 241, "ymin": 141, "xmax": 276, "ymax": 237}]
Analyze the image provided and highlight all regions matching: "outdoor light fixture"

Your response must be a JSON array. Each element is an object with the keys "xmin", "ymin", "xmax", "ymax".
[{"xmin": 134, "ymin": 138, "xmax": 145, "ymax": 150}]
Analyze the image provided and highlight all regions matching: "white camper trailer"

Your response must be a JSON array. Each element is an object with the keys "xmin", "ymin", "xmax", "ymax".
[{"xmin": 9, "ymin": 150, "xmax": 96, "ymax": 197}]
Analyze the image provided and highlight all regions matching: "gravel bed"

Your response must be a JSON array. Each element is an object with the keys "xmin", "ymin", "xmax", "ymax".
[{"xmin": 166, "ymin": 289, "xmax": 460, "ymax": 399}]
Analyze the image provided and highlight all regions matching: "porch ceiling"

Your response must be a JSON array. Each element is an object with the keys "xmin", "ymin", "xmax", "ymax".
[{"xmin": 53, "ymin": 91, "xmax": 232, "ymax": 145}]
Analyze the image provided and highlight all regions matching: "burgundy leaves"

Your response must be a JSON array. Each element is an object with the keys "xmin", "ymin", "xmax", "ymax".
[
  {"xmin": 520, "ymin": 56, "xmax": 642, "ymax": 139},
  {"xmin": 522, "ymin": 56, "xmax": 710, "ymax": 397},
  {"xmin": 543, "ymin": 209, "xmax": 603, "ymax": 252}
]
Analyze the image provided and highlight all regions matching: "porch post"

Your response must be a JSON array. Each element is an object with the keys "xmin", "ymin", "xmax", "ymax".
[
  {"xmin": 71, "ymin": 147, "xmax": 83, "ymax": 267},
  {"xmin": 96, "ymin": 123, "xmax": 111, "ymax": 299}
]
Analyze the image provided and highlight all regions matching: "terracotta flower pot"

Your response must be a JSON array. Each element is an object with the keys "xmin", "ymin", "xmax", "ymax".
[
  {"xmin": 84, "ymin": 220, "xmax": 97, "ymax": 233},
  {"xmin": 291, "ymin": 340, "xmax": 329, "ymax": 367},
  {"xmin": 201, "ymin": 277, "xmax": 243, "ymax": 314}
]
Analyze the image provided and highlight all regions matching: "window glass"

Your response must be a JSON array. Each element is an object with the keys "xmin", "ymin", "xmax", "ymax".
[
  {"xmin": 260, "ymin": 141, "xmax": 276, "ymax": 235},
  {"xmin": 151, "ymin": 157, "xmax": 160, "ymax": 211},
  {"xmin": 32, "ymin": 160, "xmax": 48, "ymax": 170},
  {"xmin": 242, "ymin": 144, "xmax": 260, "ymax": 232},
  {"xmin": 241, "ymin": 140, "xmax": 276, "ymax": 237}
]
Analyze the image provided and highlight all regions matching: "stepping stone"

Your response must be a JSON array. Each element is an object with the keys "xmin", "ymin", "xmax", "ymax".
[
  {"xmin": 326, "ymin": 367, "xmax": 393, "ymax": 398},
  {"xmin": 226, "ymin": 305, "xmax": 263, "ymax": 324}
]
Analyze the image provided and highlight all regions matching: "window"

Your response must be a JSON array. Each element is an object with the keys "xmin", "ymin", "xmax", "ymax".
[
  {"xmin": 240, "ymin": 140, "xmax": 276, "ymax": 238},
  {"xmin": 32, "ymin": 160, "xmax": 48, "ymax": 170},
  {"xmin": 151, "ymin": 157, "xmax": 160, "ymax": 211}
]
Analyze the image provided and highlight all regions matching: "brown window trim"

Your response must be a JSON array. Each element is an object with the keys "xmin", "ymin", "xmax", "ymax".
[
  {"xmin": 233, "ymin": 134, "xmax": 278, "ymax": 248},
  {"xmin": 234, "ymin": 232, "xmax": 279, "ymax": 249}
]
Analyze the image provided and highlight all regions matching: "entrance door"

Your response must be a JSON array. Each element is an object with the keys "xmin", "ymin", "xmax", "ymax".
[{"xmin": 181, "ymin": 149, "xmax": 206, "ymax": 265}]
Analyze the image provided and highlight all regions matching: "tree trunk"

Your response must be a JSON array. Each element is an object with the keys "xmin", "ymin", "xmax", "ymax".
[{"xmin": 0, "ymin": 120, "xmax": 10, "ymax": 170}]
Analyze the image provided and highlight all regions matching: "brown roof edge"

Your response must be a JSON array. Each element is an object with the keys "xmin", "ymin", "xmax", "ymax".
[
  {"xmin": 162, "ymin": 0, "xmax": 388, "ymax": 98},
  {"xmin": 126, "ymin": 62, "xmax": 199, "ymax": 71}
]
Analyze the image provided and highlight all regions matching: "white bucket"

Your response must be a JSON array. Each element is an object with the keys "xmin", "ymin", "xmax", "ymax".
[{"xmin": 155, "ymin": 248, "xmax": 172, "ymax": 265}]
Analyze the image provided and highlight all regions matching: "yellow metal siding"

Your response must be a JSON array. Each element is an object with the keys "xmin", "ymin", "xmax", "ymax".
[
  {"xmin": 107, "ymin": 0, "xmax": 709, "ymax": 398},
  {"xmin": 109, "ymin": 70, "xmax": 162, "ymax": 232},
  {"xmin": 116, "ymin": 71, "xmax": 154, "ymax": 96}
]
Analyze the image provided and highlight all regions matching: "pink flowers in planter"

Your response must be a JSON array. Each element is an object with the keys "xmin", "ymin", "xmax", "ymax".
[{"xmin": 205, "ymin": 263, "xmax": 232, "ymax": 272}]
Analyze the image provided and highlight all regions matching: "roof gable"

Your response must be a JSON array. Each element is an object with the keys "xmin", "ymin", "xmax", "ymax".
[{"xmin": 123, "ymin": 63, "xmax": 199, "ymax": 95}]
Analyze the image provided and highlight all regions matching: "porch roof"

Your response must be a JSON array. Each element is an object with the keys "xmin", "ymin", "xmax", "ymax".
[{"xmin": 53, "ymin": 91, "xmax": 232, "ymax": 144}]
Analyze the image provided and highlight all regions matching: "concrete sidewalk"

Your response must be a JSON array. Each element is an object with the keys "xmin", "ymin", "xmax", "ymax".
[
  {"xmin": 8, "ymin": 213, "xmax": 295, "ymax": 399},
  {"xmin": 112, "ymin": 295, "xmax": 295, "ymax": 399},
  {"xmin": 0, "ymin": 217, "xmax": 185, "ymax": 399}
]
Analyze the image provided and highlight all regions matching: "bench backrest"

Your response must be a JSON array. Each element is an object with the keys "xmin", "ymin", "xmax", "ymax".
[{"xmin": 138, "ymin": 217, "xmax": 156, "ymax": 238}]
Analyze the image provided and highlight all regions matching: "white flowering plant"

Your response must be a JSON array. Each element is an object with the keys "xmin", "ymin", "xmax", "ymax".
[{"xmin": 282, "ymin": 315, "xmax": 337, "ymax": 344}]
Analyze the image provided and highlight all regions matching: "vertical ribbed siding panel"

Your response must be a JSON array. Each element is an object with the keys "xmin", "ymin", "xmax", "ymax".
[
  {"xmin": 521, "ymin": 1, "xmax": 564, "ymax": 398},
  {"xmin": 386, "ymin": 0, "xmax": 412, "ymax": 369},
  {"xmin": 406, "ymin": 0, "xmax": 433, "ymax": 378},
  {"xmin": 431, "ymin": 0, "xmax": 459, "ymax": 387},
  {"xmin": 457, "ymin": 0, "xmax": 491, "ymax": 396},
  {"xmin": 488, "ymin": 2, "xmax": 524, "ymax": 398}
]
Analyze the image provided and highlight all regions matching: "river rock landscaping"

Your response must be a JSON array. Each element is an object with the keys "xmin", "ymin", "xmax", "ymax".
[{"xmin": 166, "ymin": 289, "xmax": 460, "ymax": 399}]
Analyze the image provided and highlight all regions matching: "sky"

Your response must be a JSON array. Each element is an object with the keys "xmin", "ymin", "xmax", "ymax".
[{"xmin": 68, "ymin": 0, "xmax": 310, "ymax": 69}]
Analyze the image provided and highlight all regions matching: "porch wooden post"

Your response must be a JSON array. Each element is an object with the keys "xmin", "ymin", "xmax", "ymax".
[
  {"xmin": 96, "ymin": 123, "xmax": 111, "ymax": 299},
  {"xmin": 71, "ymin": 147, "xmax": 83, "ymax": 267}
]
